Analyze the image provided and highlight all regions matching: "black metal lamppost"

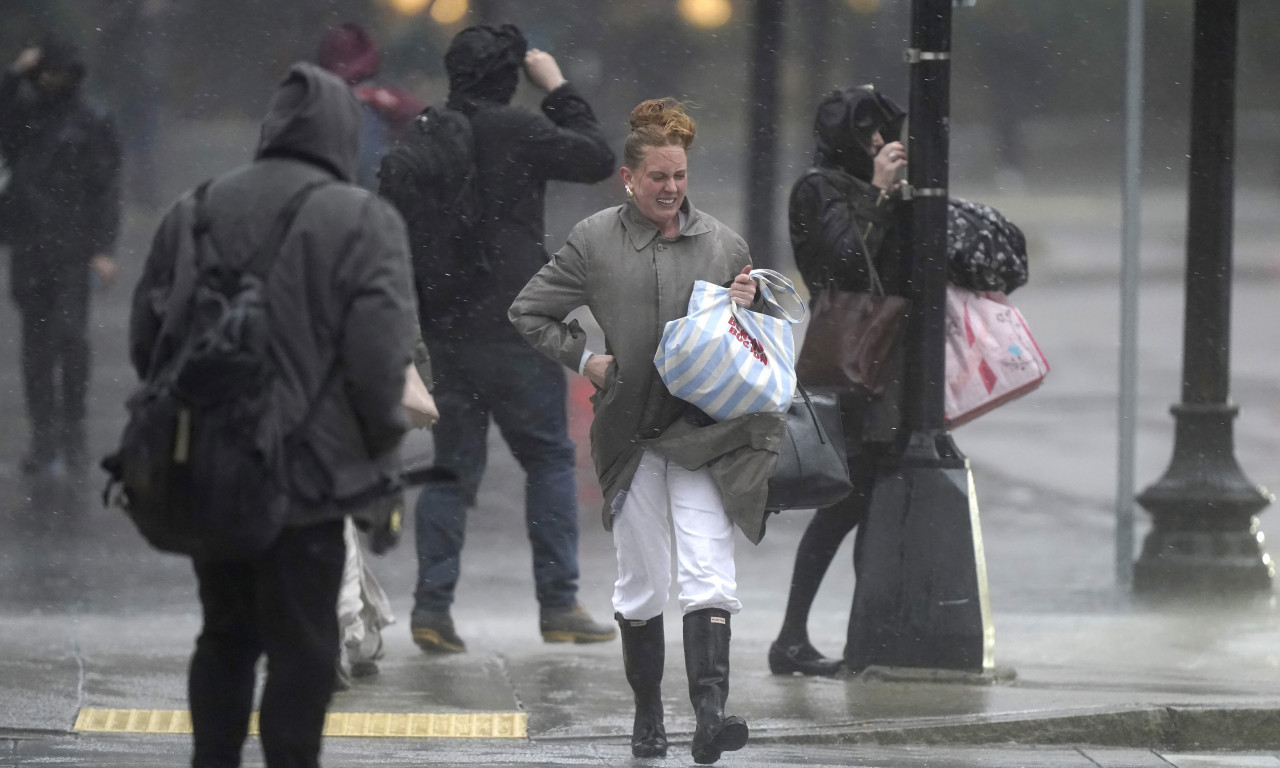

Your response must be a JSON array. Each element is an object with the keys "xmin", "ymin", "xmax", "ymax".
[
  {"xmin": 745, "ymin": 0, "xmax": 785, "ymax": 268},
  {"xmin": 1133, "ymin": 0, "xmax": 1274, "ymax": 597}
]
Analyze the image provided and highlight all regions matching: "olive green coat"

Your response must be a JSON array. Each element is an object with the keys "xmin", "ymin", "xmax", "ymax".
[{"xmin": 509, "ymin": 199, "xmax": 787, "ymax": 544}]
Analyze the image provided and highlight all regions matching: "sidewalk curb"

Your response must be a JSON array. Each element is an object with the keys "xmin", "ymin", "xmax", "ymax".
[
  {"xmin": 748, "ymin": 706, "xmax": 1280, "ymax": 750},
  {"xmin": 10, "ymin": 707, "xmax": 1280, "ymax": 752}
]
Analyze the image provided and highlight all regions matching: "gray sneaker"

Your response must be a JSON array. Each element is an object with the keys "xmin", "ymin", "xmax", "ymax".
[
  {"xmin": 411, "ymin": 611, "xmax": 467, "ymax": 654},
  {"xmin": 540, "ymin": 604, "xmax": 617, "ymax": 644}
]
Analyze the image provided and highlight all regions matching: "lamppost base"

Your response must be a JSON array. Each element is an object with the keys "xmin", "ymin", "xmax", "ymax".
[
  {"xmin": 1133, "ymin": 402, "xmax": 1275, "ymax": 598},
  {"xmin": 1133, "ymin": 519, "xmax": 1274, "ymax": 597},
  {"xmin": 846, "ymin": 431, "xmax": 994, "ymax": 672}
]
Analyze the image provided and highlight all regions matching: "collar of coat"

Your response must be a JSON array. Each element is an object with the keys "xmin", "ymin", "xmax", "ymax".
[{"xmin": 620, "ymin": 197, "xmax": 713, "ymax": 251}]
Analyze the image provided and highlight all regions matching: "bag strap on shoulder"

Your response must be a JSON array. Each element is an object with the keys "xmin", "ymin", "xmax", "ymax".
[
  {"xmin": 801, "ymin": 166, "xmax": 889, "ymax": 298},
  {"xmin": 244, "ymin": 178, "xmax": 334, "ymax": 279},
  {"xmin": 144, "ymin": 180, "xmax": 212, "ymax": 380}
]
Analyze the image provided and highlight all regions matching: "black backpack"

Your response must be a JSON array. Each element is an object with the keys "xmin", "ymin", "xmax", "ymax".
[
  {"xmin": 102, "ymin": 179, "xmax": 333, "ymax": 561},
  {"xmin": 377, "ymin": 105, "xmax": 486, "ymax": 333}
]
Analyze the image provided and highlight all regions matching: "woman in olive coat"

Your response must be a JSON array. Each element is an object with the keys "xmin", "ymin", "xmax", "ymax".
[{"xmin": 510, "ymin": 99, "xmax": 783, "ymax": 765}]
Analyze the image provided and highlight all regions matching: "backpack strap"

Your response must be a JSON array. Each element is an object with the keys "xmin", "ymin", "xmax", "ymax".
[
  {"xmin": 244, "ymin": 178, "xmax": 334, "ymax": 279},
  {"xmin": 144, "ymin": 179, "xmax": 213, "ymax": 380}
]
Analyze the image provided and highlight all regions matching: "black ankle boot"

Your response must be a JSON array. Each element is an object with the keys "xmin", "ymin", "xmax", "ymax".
[
  {"xmin": 616, "ymin": 613, "xmax": 667, "ymax": 758},
  {"xmin": 683, "ymin": 609, "xmax": 748, "ymax": 765},
  {"xmin": 768, "ymin": 638, "xmax": 843, "ymax": 677}
]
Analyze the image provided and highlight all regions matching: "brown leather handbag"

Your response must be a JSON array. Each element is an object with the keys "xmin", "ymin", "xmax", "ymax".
[{"xmin": 795, "ymin": 232, "xmax": 911, "ymax": 397}]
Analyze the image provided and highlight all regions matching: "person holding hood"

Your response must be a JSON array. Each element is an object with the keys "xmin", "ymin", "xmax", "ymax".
[
  {"xmin": 511, "ymin": 98, "xmax": 786, "ymax": 765},
  {"xmin": 408, "ymin": 24, "xmax": 617, "ymax": 656},
  {"xmin": 129, "ymin": 63, "xmax": 415, "ymax": 767},
  {"xmin": 0, "ymin": 35, "xmax": 121, "ymax": 477},
  {"xmin": 768, "ymin": 84, "xmax": 909, "ymax": 678}
]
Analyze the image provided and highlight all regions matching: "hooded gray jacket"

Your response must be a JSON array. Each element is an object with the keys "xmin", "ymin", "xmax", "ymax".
[{"xmin": 128, "ymin": 63, "xmax": 416, "ymax": 526}]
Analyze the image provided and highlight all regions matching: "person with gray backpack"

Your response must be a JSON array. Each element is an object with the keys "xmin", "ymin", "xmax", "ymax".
[{"xmin": 119, "ymin": 62, "xmax": 415, "ymax": 768}]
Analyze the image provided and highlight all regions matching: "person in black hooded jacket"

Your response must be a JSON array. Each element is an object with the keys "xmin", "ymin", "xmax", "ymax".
[
  {"xmin": 0, "ymin": 36, "xmax": 121, "ymax": 476},
  {"xmin": 408, "ymin": 24, "xmax": 617, "ymax": 655},
  {"xmin": 130, "ymin": 62, "xmax": 415, "ymax": 767},
  {"xmin": 768, "ymin": 84, "xmax": 909, "ymax": 678}
]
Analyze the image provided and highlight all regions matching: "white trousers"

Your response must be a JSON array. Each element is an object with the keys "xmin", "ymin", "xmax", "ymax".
[{"xmin": 612, "ymin": 449, "xmax": 741, "ymax": 621}]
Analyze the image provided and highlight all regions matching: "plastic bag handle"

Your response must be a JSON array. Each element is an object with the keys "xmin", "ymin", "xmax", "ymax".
[{"xmin": 746, "ymin": 268, "xmax": 808, "ymax": 324}]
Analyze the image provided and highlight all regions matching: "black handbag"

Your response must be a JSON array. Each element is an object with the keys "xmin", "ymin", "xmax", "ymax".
[{"xmin": 766, "ymin": 387, "xmax": 855, "ymax": 511}]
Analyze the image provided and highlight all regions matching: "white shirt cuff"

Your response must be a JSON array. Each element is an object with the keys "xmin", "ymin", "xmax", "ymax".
[{"xmin": 578, "ymin": 349, "xmax": 597, "ymax": 375}]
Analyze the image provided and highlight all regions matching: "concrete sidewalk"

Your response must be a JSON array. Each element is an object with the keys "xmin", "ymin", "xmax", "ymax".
[{"xmin": 3, "ymin": 268, "xmax": 1280, "ymax": 767}]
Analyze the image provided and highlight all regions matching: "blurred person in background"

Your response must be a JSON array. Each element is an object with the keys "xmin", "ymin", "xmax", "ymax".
[
  {"xmin": 95, "ymin": 0, "xmax": 165, "ymax": 207},
  {"xmin": 407, "ymin": 23, "xmax": 618, "ymax": 656},
  {"xmin": 0, "ymin": 35, "xmax": 121, "ymax": 478},
  {"xmin": 511, "ymin": 98, "xmax": 780, "ymax": 765},
  {"xmin": 769, "ymin": 84, "xmax": 908, "ymax": 678},
  {"xmin": 317, "ymin": 22, "xmax": 423, "ymax": 191}
]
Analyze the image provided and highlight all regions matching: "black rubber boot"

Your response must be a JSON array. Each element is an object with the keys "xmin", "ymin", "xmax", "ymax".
[
  {"xmin": 616, "ymin": 613, "xmax": 668, "ymax": 758},
  {"xmin": 683, "ymin": 608, "xmax": 748, "ymax": 764}
]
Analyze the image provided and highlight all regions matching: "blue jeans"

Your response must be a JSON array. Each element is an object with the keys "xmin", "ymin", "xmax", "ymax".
[{"xmin": 413, "ymin": 340, "xmax": 580, "ymax": 614}]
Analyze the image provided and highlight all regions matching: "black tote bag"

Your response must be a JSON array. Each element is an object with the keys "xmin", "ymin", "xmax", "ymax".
[{"xmin": 766, "ymin": 387, "xmax": 855, "ymax": 512}]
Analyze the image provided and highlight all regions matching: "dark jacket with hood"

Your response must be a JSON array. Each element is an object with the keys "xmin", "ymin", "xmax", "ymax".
[
  {"xmin": 790, "ymin": 84, "xmax": 908, "ymax": 444},
  {"xmin": 128, "ymin": 62, "xmax": 416, "ymax": 527},
  {"xmin": 443, "ymin": 24, "xmax": 615, "ymax": 342},
  {"xmin": 790, "ymin": 84, "xmax": 907, "ymax": 298},
  {"xmin": 0, "ymin": 36, "xmax": 121, "ymax": 298}
]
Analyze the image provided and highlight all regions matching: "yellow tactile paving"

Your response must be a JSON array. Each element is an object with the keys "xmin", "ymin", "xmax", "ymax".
[{"xmin": 74, "ymin": 709, "xmax": 526, "ymax": 738}]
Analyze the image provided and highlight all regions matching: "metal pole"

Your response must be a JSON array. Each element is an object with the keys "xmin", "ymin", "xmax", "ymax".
[
  {"xmin": 1133, "ymin": 0, "xmax": 1274, "ymax": 597},
  {"xmin": 846, "ymin": 0, "xmax": 994, "ymax": 673},
  {"xmin": 901, "ymin": 0, "xmax": 952, "ymax": 434},
  {"xmin": 1116, "ymin": 0, "xmax": 1144, "ymax": 590},
  {"xmin": 745, "ymin": 0, "xmax": 784, "ymax": 268}
]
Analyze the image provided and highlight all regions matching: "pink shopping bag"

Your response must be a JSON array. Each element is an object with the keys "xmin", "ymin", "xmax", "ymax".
[{"xmin": 943, "ymin": 285, "xmax": 1049, "ymax": 428}]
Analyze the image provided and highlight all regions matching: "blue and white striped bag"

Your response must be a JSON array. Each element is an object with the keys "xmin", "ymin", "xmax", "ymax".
[{"xmin": 654, "ymin": 269, "xmax": 807, "ymax": 422}]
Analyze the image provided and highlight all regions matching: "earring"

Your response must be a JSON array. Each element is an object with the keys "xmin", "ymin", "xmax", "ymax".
[{"xmin": 624, "ymin": 185, "xmax": 633, "ymax": 198}]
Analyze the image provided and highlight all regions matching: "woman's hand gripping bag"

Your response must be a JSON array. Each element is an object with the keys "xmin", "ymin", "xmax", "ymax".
[{"xmin": 654, "ymin": 269, "xmax": 806, "ymax": 421}]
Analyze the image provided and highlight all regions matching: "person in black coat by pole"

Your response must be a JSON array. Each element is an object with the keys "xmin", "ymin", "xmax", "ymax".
[
  {"xmin": 769, "ymin": 84, "xmax": 910, "ymax": 677},
  {"xmin": 0, "ymin": 35, "xmax": 121, "ymax": 477}
]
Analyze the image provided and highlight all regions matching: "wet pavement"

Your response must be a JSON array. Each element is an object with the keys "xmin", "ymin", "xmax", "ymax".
[{"xmin": 2, "ymin": 118, "xmax": 1280, "ymax": 766}]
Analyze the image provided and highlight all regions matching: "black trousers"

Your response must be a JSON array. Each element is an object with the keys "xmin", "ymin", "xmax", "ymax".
[
  {"xmin": 14, "ymin": 267, "xmax": 91, "ymax": 460},
  {"xmin": 189, "ymin": 521, "xmax": 345, "ymax": 768},
  {"xmin": 777, "ymin": 393, "xmax": 892, "ymax": 655}
]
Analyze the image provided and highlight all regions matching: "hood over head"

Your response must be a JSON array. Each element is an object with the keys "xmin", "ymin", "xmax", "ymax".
[
  {"xmin": 256, "ymin": 62, "xmax": 362, "ymax": 182},
  {"xmin": 35, "ymin": 33, "xmax": 85, "ymax": 80},
  {"xmin": 813, "ymin": 84, "xmax": 905, "ymax": 182},
  {"xmin": 444, "ymin": 24, "xmax": 526, "ymax": 113},
  {"xmin": 29, "ymin": 33, "xmax": 85, "ymax": 103},
  {"xmin": 317, "ymin": 23, "xmax": 380, "ymax": 85}
]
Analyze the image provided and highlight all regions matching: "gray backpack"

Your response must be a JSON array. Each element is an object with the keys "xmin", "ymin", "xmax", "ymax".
[{"xmin": 103, "ymin": 179, "xmax": 333, "ymax": 560}]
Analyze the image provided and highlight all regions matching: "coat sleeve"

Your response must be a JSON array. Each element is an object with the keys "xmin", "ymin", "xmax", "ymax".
[
  {"xmin": 520, "ymin": 83, "xmax": 616, "ymax": 184},
  {"xmin": 508, "ymin": 225, "xmax": 592, "ymax": 371},
  {"xmin": 790, "ymin": 171, "xmax": 898, "ymax": 293},
  {"xmin": 718, "ymin": 229, "xmax": 771, "ymax": 316},
  {"xmin": 128, "ymin": 198, "xmax": 189, "ymax": 378},
  {"xmin": 0, "ymin": 71, "xmax": 28, "ymax": 161},
  {"xmin": 83, "ymin": 111, "xmax": 123, "ymax": 256},
  {"xmin": 335, "ymin": 197, "xmax": 416, "ymax": 459}
]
